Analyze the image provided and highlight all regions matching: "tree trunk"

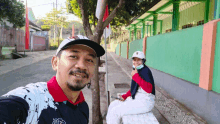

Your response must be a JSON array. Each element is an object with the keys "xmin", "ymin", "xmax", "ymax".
[
  {"xmin": 91, "ymin": 57, "xmax": 103, "ymax": 124},
  {"xmin": 60, "ymin": 25, "xmax": 63, "ymax": 39},
  {"xmin": 54, "ymin": 25, "xmax": 56, "ymax": 43}
]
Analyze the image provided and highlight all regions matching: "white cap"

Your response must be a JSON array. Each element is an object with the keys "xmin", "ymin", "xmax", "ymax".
[
  {"xmin": 56, "ymin": 35, "xmax": 105, "ymax": 57},
  {"xmin": 131, "ymin": 51, "xmax": 145, "ymax": 59}
]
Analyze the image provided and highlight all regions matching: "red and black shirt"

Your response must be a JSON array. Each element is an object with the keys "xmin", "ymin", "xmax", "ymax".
[{"xmin": 0, "ymin": 76, "xmax": 89, "ymax": 124}]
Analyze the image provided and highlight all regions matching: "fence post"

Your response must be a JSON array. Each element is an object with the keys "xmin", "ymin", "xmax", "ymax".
[
  {"xmin": 119, "ymin": 43, "xmax": 121, "ymax": 56},
  {"xmin": 127, "ymin": 41, "xmax": 129, "ymax": 59},
  {"xmin": 143, "ymin": 36, "xmax": 147, "ymax": 56},
  {"xmin": 199, "ymin": 19, "xmax": 220, "ymax": 90}
]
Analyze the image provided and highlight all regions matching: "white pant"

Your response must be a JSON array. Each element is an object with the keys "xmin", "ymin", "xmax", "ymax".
[{"xmin": 106, "ymin": 92, "xmax": 155, "ymax": 124}]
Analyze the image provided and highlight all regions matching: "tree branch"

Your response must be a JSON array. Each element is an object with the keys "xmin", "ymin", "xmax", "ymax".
[
  {"xmin": 77, "ymin": 0, "xmax": 93, "ymax": 37},
  {"xmin": 102, "ymin": 0, "xmax": 125, "ymax": 29},
  {"xmin": 94, "ymin": 0, "xmax": 107, "ymax": 39}
]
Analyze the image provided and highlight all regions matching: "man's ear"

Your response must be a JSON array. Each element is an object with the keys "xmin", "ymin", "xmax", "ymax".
[{"xmin": 51, "ymin": 56, "xmax": 58, "ymax": 71}]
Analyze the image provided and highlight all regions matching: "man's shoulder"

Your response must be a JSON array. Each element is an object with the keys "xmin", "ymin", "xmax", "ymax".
[
  {"xmin": 77, "ymin": 101, "xmax": 89, "ymax": 121},
  {"xmin": 2, "ymin": 82, "xmax": 48, "ymax": 98}
]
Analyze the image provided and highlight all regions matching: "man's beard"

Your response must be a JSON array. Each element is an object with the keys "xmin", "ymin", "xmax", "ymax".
[
  {"xmin": 67, "ymin": 68, "xmax": 89, "ymax": 91},
  {"xmin": 67, "ymin": 80, "xmax": 87, "ymax": 91}
]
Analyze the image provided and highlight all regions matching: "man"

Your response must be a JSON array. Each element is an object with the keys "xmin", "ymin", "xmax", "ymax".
[{"xmin": 0, "ymin": 35, "xmax": 105, "ymax": 124}]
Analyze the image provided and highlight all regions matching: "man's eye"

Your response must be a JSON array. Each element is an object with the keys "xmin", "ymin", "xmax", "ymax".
[
  {"xmin": 70, "ymin": 56, "xmax": 77, "ymax": 59},
  {"xmin": 87, "ymin": 59, "xmax": 94, "ymax": 63}
]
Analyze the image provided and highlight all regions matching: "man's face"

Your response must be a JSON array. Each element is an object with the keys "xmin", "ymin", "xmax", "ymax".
[
  {"xmin": 132, "ymin": 57, "xmax": 143, "ymax": 67},
  {"xmin": 52, "ymin": 44, "xmax": 96, "ymax": 91}
]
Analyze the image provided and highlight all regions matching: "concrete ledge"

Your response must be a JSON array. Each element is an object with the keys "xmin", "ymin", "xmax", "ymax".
[
  {"xmin": 99, "ymin": 66, "xmax": 106, "ymax": 74},
  {"xmin": 99, "ymin": 59, "xmax": 105, "ymax": 67}
]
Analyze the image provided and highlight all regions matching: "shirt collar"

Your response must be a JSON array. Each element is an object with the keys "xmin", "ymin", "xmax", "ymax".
[{"xmin": 47, "ymin": 76, "xmax": 85, "ymax": 105}]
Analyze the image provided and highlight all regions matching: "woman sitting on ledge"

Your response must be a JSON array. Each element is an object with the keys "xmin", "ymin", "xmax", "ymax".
[{"xmin": 106, "ymin": 51, "xmax": 156, "ymax": 124}]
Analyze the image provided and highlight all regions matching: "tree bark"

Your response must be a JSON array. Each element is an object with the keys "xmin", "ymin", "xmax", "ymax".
[
  {"xmin": 91, "ymin": 57, "xmax": 103, "ymax": 124},
  {"xmin": 60, "ymin": 25, "xmax": 63, "ymax": 39},
  {"xmin": 54, "ymin": 25, "xmax": 56, "ymax": 42}
]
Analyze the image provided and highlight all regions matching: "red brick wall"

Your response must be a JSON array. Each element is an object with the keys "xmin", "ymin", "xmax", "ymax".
[
  {"xmin": 0, "ymin": 27, "xmax": 47, "ymax": 52},
  {"xmin": 17, "ymin": 30, "xmax": 25, "ymax": 52},
  {"xmin": 33, "ymin": 35, "xmax": 46, "ymax": 51},
  {"xmin": 0, "ymin": 27, "xmax": 25, "ymax": 52}
]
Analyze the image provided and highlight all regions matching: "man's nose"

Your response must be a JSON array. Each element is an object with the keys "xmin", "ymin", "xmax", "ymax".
[{"xmin": 75, "ymin": 58, "xmax": 87, "ymax": 70}]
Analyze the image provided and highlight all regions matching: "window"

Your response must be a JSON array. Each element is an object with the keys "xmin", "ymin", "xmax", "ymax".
[
  {"xmin": 182, "ymin": 24, "xmax": 193, "ymax": 29},
  {"xmin": 165, "ymin": 29, "xmax": 171, "ymax": 33},
  {"xmin": 197, "ymin": 20, "xmax": 204, "ymax": 26}
]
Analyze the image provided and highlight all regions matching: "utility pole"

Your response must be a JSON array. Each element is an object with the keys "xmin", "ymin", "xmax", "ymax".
[
  {"xmin": 56, "ymin": 0, "xmax": 59, "ymax": 46},
  {"xmin": 53, "ymin": 2, "xmax": 56, "ymax": 43},
  {"xmin": 56, "ymin": 0, "xmax": 57, "ymax": 10}
]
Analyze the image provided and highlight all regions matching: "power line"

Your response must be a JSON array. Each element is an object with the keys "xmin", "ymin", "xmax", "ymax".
[{"xmin": 29, "ymin": 3, "xmax": 62, "ymax": 8}]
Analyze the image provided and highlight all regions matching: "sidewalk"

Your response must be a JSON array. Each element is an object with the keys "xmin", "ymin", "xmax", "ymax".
[{"xmin": 101, "ymin": 52, "xmax": 207, "ymax": 124}]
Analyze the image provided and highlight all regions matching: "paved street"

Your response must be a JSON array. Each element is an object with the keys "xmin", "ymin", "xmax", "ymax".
[{"xmin": 0, "ymin": 57, "xmax": 55, "ymax": 96}]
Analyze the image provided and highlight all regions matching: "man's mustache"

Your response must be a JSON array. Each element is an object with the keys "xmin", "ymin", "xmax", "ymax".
[{"xmin": 69, "ymin": 69, "xmax": 89, "ymax": 78}]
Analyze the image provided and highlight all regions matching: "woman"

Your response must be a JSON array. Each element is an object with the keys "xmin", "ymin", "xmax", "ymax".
[{"xmin": 106, "ymin": 51, "xmax": 156, "ymax": 124}]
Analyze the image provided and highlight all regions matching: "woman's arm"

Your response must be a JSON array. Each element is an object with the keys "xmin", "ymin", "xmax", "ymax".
[
  {"xmin": 132, "ymin": 73, "xmax": 153, "ymax": 93},
  {"xmin": 121, "ymin": 90, "xmax": 131, "ymax": 100}
]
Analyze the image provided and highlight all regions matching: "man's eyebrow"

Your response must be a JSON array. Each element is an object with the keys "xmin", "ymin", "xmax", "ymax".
[
  {"xmin": 70, "ymin": 50, "xmax": 96, "ymax": 58},
  {"xmin": 70, "ymin": 50, "xmax": 79, "ymax": 53},
  {"xmin": 88, "ymin": 53, "xmax": 96, "ymax": 59}
]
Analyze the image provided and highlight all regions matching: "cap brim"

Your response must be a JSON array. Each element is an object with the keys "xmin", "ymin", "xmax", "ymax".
[{"xmin": 61, "ymin": 39, "xmax": 105, "ymax": 57}]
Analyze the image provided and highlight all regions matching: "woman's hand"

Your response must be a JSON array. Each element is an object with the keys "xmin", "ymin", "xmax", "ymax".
[
  {"xmin": 118, "ymin": 95, "xmax": 125, "ymax": 101},
  {"xmin": 131, "ymin": 68, "xmax": 138, "ymax": 77}
]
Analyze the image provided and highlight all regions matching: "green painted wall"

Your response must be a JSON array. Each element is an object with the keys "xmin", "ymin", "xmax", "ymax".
[
  {"xmin": 162, "ymin": 1, "xmax": 215, "ymax": 34},
  {"xmin": 129, "ymin": 38, "xmax": 143, "ymax": 59},
  {"xmin": 145, "ymin": 25, "xmax": 203, "ymax": 84},
  {"xmin": 212, "ymin": 21, "xmax": 220, "ymax": 93},
  {"xmin": 121, "ymin": 42, "xmax": 127, "ymax": 58},
  {"xmin": 115, "ymin": 44, "xmax": 120, "ymax": 55}
]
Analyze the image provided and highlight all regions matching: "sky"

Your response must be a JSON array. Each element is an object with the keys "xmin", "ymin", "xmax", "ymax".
[{"xmin": 23, "ymin": 0, "xmax": 81, "ymax": 22}]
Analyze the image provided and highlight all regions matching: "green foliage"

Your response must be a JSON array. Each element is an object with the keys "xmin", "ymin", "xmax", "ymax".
[
  {"xmin": 41, "ymin": 25, "xmax": 51, "ymax": 30},
  {"xmin": 40, "ymin": 8, "xmax": 70, "ymax": 41},
  {"xmin": 68, "ymin": 0, "xmax": 81, "ymax": 18},
  {"xmin": 67, "ymin": 0, "xmax": 97, "ymax": 26},
  {"xmin": 62, "ymin": 21, "xmax": 85, "ymax": 36},
  {"xmin": 67, "ymin": 0, "xmax": 159, "ymax": 28},
  {"xmin": 41, "ymin": 8, "xmax": 69, "ymax": 29},
  {"xmin": 0, "ymin": 0, "xmax": 25, "ymax": 28}
]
